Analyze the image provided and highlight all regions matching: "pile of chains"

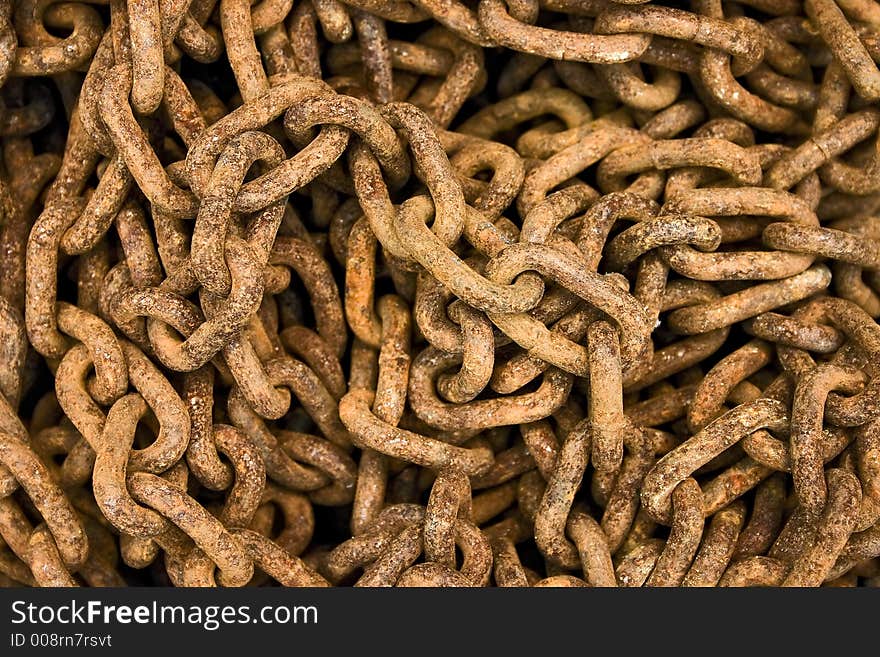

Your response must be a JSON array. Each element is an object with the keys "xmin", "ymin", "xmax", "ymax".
[{"xmin": 1, "ymin": 0, "xmax": 880, "ymax": 588}]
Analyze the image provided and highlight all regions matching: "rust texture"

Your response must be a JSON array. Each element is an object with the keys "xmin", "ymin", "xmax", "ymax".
[{"xmin": 0, "ymin": 0, "xmax": 879, "ymax": 588}]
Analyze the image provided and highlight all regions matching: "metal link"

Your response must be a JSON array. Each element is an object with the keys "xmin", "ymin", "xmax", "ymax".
[{"xmin": 2, "ymin": 0, "xmax": 880, "ymax": 589}]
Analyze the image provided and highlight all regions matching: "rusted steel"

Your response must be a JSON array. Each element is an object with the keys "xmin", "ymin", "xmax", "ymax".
[{"xmin": 1, "ymin": 0, "xmax": 879, "ymax": 589}]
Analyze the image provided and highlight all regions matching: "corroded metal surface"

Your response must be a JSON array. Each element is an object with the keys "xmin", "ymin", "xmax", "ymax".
[{"xmin": 0, "ymin": 0, "xmax": 878, "ymax": 588}]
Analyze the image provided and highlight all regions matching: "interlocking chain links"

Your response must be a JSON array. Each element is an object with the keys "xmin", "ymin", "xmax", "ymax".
[{"xmin": 3, "ymin": 0, "xmax": 880, "ymax": 589}]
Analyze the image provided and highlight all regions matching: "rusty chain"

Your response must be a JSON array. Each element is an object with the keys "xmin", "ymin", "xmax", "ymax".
[{"xmin": 0, "ymin": 0, "xmax": 879, "ymax": 588}]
